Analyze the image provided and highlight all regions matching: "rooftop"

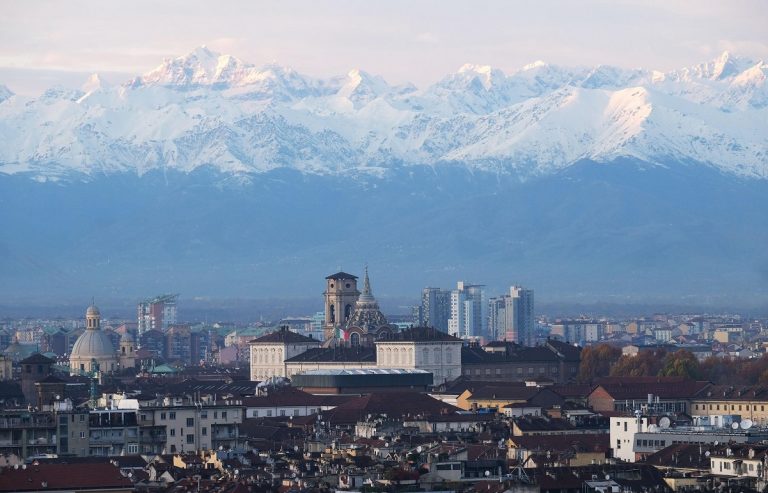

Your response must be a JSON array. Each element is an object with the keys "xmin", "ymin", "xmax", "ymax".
[
  {"xmin": 250, "ymin": 326, "xmax": 318, "ymax": 344},
  {"xmin": 379, "ymin": 326, "xmax": 462, "ymax": 342},
  {"xmin": 0, "ymin": 462, "xmax": 133, "ymax": 492},
  {"xmin": 326, "ymin": 271, "xmax": 358, "ymax": 280},
  {"xmin": 284, "ymin": 346, "xmax": 375, "ymax": 363}
]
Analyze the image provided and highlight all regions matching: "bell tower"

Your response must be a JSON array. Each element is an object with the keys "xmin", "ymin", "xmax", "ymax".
[{"xmin": 323, "ymin": 272, "xmax": 360, "ymax": 341}]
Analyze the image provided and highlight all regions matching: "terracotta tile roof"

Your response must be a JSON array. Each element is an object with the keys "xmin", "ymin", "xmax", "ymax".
[
  {"xmin": 509, "ymin": 433, "xmax": 609, "ymax": 453},
  {"xmin": 0, "ymin": 463, "xmax": 133, "ymax": 492}
]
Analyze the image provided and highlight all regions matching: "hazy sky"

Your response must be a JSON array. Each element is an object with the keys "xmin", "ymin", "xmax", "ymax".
[{"xmin": 1, "ymin": 0, "xmax": 767, "ymax": 94}]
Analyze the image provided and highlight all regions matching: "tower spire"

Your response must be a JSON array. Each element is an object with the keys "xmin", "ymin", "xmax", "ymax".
[{"xmin": 363, "ymin": 265, "xmax": 371, "ymax": 296}]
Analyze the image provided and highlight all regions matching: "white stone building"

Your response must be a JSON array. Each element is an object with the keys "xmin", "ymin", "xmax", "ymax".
[
  {"xmin": 376, "ymin": 326, "xmax": 462, "ymax": 384},
  {"xmin": 248, "ymin": 326, "xmax": 320, "ymax": 381}
]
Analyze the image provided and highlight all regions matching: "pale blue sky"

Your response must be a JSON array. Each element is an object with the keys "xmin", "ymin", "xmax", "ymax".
[{"xmin": 1, "ymin": 0, "xmax": 767, "ymax": 94}]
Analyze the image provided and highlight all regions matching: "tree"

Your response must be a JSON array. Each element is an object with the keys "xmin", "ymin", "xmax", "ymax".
[
  {"xmin": 659, "ymin": 350, "xmax": 701, "ymax": 379},
  {"xmin": 610, "ymin": 349, "xmax": 667, "ymax": 377},
  {"xmin": 577, "ymin": 344, "xmax": 622, "ymax": 383}
]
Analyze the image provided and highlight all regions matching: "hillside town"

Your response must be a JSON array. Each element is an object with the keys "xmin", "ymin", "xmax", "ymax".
[{"xmin": 1, "ymin": 271, "xmax": 767, "ymax": 493}]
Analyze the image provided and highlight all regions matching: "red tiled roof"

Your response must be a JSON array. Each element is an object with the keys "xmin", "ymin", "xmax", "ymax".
[{"xmin": 0, "ymin": 463, "xmax": 133, "ymax": 492}]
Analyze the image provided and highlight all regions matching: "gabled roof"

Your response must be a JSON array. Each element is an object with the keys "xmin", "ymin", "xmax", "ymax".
[
  {"xmin": 250, "ymin": 326, "xmax": 318, "ymax": 344},
  {"xmin": 326, "ymin": 271, "xmax": 358, "ymax": 280},
  {"xmin": 323, "ymin": 391, "xmax": 460, "ymax": 424},
  {"xmin": 19, "ymin": 353, "xmax": 54, "ymax": 365},
  {"xmin": 509, "ymin": 433, "xmax": 609, "ymax": 453}
]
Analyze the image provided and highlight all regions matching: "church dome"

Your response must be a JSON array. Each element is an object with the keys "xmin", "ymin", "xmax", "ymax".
[
  {"xmin": 120, "ymin": 331, "xmax": 135, "ymax": 343},
  {"xmin": 71, "ymin": 329, "xmax": 116, "ymax": 359},
  {"xmin": 345, "ymin": 267, "xmax": 389, "ymax": 333},
  {"xmin": 86, "ymin": 304, "xmax": 100, "ymax": 317}
]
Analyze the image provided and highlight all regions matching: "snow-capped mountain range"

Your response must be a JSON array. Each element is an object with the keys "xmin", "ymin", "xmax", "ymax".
[{"xmin": 1, "ymin": 46, "xmax": 766, "ymax": 180}]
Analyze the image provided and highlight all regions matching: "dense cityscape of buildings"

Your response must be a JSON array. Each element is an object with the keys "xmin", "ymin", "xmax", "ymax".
[{"xmin": 0, "ymin": 268, "xmax": 767, "ymax": 493}]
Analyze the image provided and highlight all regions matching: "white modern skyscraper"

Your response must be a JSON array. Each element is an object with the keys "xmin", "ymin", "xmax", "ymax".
[
  {"xmin": 506, "ymin": 286, "xmax": 534, "ymax": 346},
  {"xmin": 448, "ymin": 281, "xmax": 486, "ymax": 339},
  {"xmin": 487, "ymin": 285, "xmax": 535, "ymax": 345}
]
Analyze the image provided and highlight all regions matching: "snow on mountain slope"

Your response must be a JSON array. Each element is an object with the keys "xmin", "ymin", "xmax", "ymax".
[{"xmin": 1, "ymin": 48, "xmax": 767, "ymax": 180}]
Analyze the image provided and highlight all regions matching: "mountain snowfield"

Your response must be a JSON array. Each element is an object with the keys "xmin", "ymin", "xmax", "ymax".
[{"xmin": 0, "ymin": 46, "xmax": 766, "ymax": 180}]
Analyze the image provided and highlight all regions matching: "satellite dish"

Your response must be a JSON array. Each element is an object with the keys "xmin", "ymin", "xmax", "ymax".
[
  {"xmin": 742, "ymin": 419, "xmax": 753, "ymax": 430},
  {"xmin": 416, "ymin": 446, "xmax": 423, "ymax": 453},
  {"xmin": 21, "ymin": 465, "xmax": 26, "ymax": 470},
  {"xmin": 648, "ymin": 425, "xmax": 658, "ymax": 433},
  {"xmin": 732, "ymin": 422, "xmax": 740, "ymax": 430},
  {"xmin": 705, "ymin": 451, "xmax": 710, "ymax": 457},
  {"xmin": 714, "ymin": 441, "xmax": 719, "ymax": 446},
  {"xmin": 659, "ymin": 417, "xmax": 671, "ymax": 429}
]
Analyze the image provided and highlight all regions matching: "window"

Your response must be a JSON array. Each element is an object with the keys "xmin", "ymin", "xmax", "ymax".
[
  {"xmin": 201, "ymin": 411, "xmax": 207, "ymax": 419},
  {"xmin": 169, "ymin": 412, "xmax": 176, "ymax": 420},
  {"xmin": 186, "ymin": 418, "xmax": 194, "ymax": 426},
  {"xmin": 280, "ymin": 410, "xmax": 286, "ymax": 416},
  {"xmin": 624, "ymin": 422, "xmax": 627, "ymax": 432},
  {"xmin": 528, "ymin": 367, "xmax": 534, "ymax": 375},
  {"xmin": 80, "ymin": 414, "xmax": 85, "ymax": 422},
  {"xmin": 214, "ymin": 411, "xmax": 218, "ymax": 419},
  {"xmin": 80, "ymin": 431, "xmax": 85, "ymax": 438},
  {"xmin": 170, "ymin": 429, "xmax": 176, "ymax": 437},
  {"xmin": 267, "ymin": 410, "xmax": 273, "ymax": 417},
  {"xmin": 294, "ymin": 409, "xmax": 300, "ymax": 416},
  {"xmin": 252, "ymin": 410, "xmax": 259, "ymax": 417},
  {"xmin": 222, "ymin": 411, "xmax": 227, "ymax": 419},
  {"xmin": 128, "ymin": 444, "xmax": 138, "ymax": 454},
  {"xmin": 160, "ymin": 412, "xmax": 166, "ymax": 420},
  {"xmin": 186, "ymin": 434, "xmax": 194, "ymax": 444},
  {"xmin": 202, "ymin": 427, "xmax": 207, "ymax": 436}
]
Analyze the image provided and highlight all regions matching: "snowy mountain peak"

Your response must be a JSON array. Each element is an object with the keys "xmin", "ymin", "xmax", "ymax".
[
  {"xmin": 81, "ymin": 73, "xmax": 106, "ymax": 93},
  {"xmin": 1, "ymin": 50, "xmax": 767, "ymax": 180},
  {"xmin": 0, "ymin": 84, "xmax": 13, "ymax": 103},
  {"xmin": 138, "ymin": 45, "xmax": 251, "ymax": 87},
  {"xmin": 521, "ymin": 60, "xmax": 548, "ymax": 71}
]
